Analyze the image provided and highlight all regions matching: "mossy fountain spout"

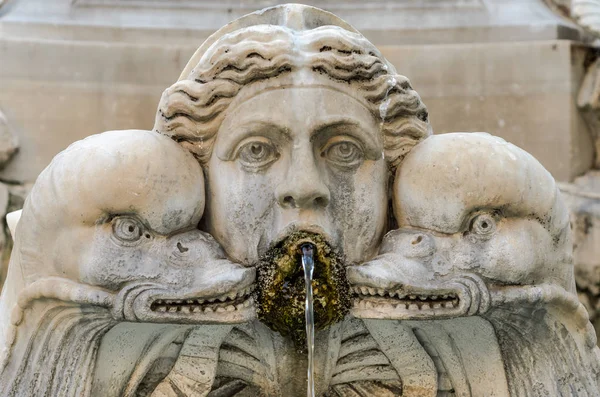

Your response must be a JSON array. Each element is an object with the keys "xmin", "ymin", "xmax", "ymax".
[{"xmin": 256, "ymin": 231, "xmax": 350, "ymax": 349}]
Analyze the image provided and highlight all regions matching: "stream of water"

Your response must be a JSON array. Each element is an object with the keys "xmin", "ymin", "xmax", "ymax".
[{"xmin": 301, "ymin": 243, "xmax": 316, "ymax": 397}]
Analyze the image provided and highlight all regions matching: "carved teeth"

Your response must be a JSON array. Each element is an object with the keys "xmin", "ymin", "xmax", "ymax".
[
  {"xmin": 409, "ymin": 295, "xmax": 416, "ymax": 300},
  {"xmin": 216, "ymin": 307, "xmax": 226, "ymax": 313},
  {"xmin": 225, "ymin": 305, "xmax": 236, "ymax": 312},
  {"xmin": 443, "ymin": 301, "xmax": 454, "ymax": 308},
  {"xmin": 408, "ymin": 303, "xmax": 419, "ymax": 311},
  {"xmin": 360, "ymin": 287, "xmax": 369, "ymax": 295},
  {"xmin": 432, "ymin": 303, "xmax": 442, "ymax": 309},
  {"xmin": 168, "ymin": 307, "xmax": 177, "ymax": 313},
  {"xmin": 157, "ymin": 306, "xmax": 167, "ymax": 312},
  {"xmin": 204, "ymin": 306, "xmax": 214, "ymax": 313},
  {"xmin": 192, "ymin": 306, "xmax": 202, "ymax": 313}
]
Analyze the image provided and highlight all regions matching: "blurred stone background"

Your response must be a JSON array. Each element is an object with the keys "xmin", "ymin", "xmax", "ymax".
[{"xmin": 1, "ymin": 0, "xmax": 599, "ymax": 337}]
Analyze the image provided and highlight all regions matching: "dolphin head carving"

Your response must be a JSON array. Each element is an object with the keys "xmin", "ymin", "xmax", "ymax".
[
  {"xmin": 1, "ymin": 130, "xmax": 256, "ymax": 329},
  {"xmin": 348, "ymin": 132, "xmax": 574, "ymax": 320}
]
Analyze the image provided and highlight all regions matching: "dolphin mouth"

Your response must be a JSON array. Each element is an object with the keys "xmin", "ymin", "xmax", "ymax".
[
  {"xmin": 350, "ymin": 286, "xmax": 461, "ymax": 318},
  {"xmin": 349, "ymin": 274, "xmax": 489, "ymax": 320},
  {"xmin": 113, "ymin": 276, "xmax": 257, "ymax": 324},
  {"xmin": 149, "ymin": 284, "xmax": 255, "ymax": 314}
]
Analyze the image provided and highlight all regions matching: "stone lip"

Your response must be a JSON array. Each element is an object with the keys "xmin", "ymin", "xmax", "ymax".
[{"xmin": 255, "ymin": 230, "xmax": 350, "ymax": 350}]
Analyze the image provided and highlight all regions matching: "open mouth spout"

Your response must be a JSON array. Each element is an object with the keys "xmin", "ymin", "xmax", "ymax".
[{"xmin": 256, "ymin": 231, "xmax": 350, "ymax": 348}]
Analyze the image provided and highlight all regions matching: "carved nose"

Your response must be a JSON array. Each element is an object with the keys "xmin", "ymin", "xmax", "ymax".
[
  {"xmin": 278, "ymin": 188, "xmax": 330, "ymax": 209},
  {"xmin": 276, "ymin": 169, "xmax": 330, "ymax": 209},
  {"xmin": 405, "ymin": 233, "xmax": 435, "ymax": 259}
]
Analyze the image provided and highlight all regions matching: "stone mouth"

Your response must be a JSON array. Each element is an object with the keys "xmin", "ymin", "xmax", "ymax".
[
  {"xmin": 114, "ymin": 279, "xmax": 257, "ymax": 324},
  {"xmin": 350, "ymin": 285, "xmax": 466, "ymax": 319},
  {"xmin": 352, "ymin": 287, "xmax": 459, "ymax": 309},
  {"xmin": 149, "ymin": 284, "xmax": 255, "ymax": 314},
  {"xmin": 256, "ymin": 230, "xmax": 350, "ymax": 349},
  {"xmin": 269, "ymin": 223, "xmax": 335, "ymax": 254}
]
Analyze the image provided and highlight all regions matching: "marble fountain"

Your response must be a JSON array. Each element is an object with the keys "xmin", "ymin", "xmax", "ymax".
[{"xmin": 0, "ymin": 3, "xmax": 598, "ymax": 396}]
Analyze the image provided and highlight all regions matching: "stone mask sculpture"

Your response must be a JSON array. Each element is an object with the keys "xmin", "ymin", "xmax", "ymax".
[
  {"xmin": 0, "ymin": 3, "xmax": 599, "ymax": 397},
  {"xmin": 153, "ymin": 4, "xmax": 430, "ymax": 347}
]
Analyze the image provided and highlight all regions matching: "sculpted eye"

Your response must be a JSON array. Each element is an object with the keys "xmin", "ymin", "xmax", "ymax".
[
  {"xmin": 236, "ymin": 138, "xmax": 279, "ymax": 170},
  {"xmin": 112, "ymin": 217, "xmax": 145, "ymax": 244},
  {"xmin": 322, "ymin": 137, "xmax": 364, "ymax": 170},
  {"xmin": 469, "ymin": 213, "xmax": 497, "ymax": 236}
]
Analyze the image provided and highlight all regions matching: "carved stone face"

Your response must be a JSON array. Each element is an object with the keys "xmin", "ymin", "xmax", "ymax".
[{"xmin": 204, "ymin": 86, "xmax": 388, "ymax": 265}]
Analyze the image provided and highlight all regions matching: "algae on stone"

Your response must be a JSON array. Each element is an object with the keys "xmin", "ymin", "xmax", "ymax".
[{"xmin": 256, "ymin": 231, "xmax": 350, "ymax": 349}]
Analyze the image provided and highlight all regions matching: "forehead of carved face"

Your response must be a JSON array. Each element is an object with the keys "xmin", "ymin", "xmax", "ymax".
[{"xmin": 204, "ymin": 86, "xmax": 388, "ymax": 265}]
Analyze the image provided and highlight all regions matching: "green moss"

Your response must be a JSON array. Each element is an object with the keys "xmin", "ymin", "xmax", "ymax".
[{"xmin": 255, "ymin": 231, "xmax": 350, "ymax": 351}]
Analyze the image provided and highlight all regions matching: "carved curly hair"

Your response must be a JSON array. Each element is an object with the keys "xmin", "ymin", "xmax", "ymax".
[{"xmin": 154, "ymin": 25, "xmax": 431, "ymax": 169}]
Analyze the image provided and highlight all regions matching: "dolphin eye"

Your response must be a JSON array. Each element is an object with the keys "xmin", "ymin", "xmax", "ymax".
[
  {"xmin": 112, "ymin": 217, "xmax": 145, "ymax": 244},
  {"xmin": 469, "ymin": 213, "xmax": 497, "ymax": 236}
]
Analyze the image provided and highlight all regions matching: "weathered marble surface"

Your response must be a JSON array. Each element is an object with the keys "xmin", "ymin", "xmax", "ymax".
[{"xmin": 0, "ymin": 4, "xmax": 598, "ymax": 396}]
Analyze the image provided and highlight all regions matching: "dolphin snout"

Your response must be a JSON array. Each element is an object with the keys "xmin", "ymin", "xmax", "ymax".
[
  {"xmin": 405, "ymin": 233, "xmax": 435, "ymax": 259},
  {"xmin": 346, "ymin": 261, "xmax": 397, "ymax": 289},
  {"xmin": 167, "ymin": 229, "xmax": 226, "ymax": 265},
  {"xmin": 381, "ymin": 229, "xmax": 436, "ymax": 259}
]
